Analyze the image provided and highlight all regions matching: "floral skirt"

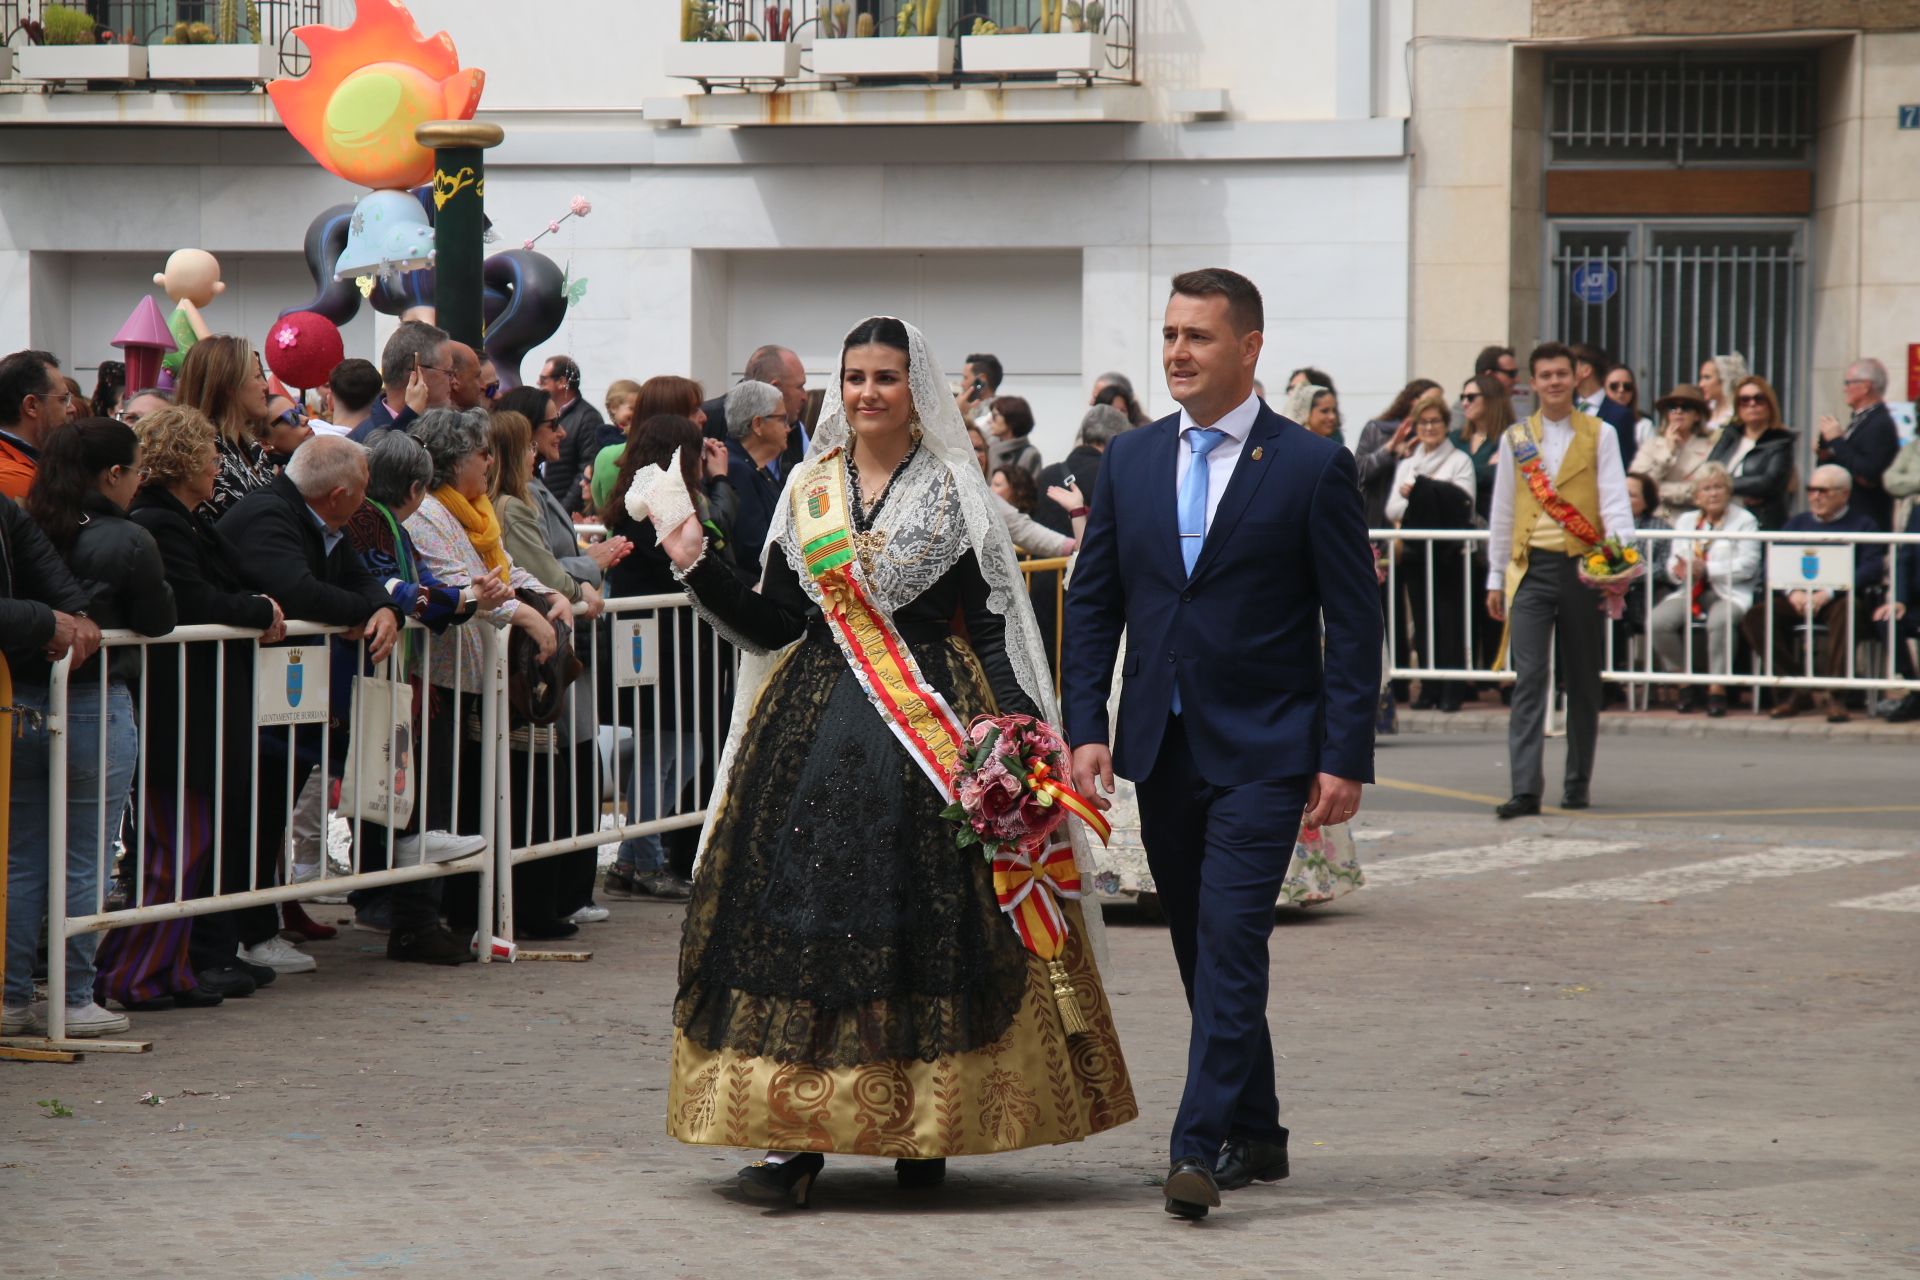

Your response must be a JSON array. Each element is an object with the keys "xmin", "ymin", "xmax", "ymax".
[{"xmin": 667, "ymin": 632, "xmax": 1136, "ymax": 1157}]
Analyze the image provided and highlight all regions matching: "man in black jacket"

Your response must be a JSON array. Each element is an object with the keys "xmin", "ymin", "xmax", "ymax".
[
  {"xmin": 1818, "ymin": 358, "xmax": 1901, "ymax": 531},
  {"xmin": 214, "ymin": 438, "xmax": 472, "ymax": 964},
  {"xmin": 535, "ymin": 355, "xmax": 607, "ymax": 513}
]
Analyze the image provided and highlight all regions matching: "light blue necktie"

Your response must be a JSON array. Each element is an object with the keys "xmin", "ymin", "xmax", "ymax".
[{"xmin": 1172, "ymin": 427, "xmax": 1229, "ymax": 713}]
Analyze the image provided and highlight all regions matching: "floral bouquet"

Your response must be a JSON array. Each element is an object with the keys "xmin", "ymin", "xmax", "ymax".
[
  {"xmin": 941, "ymin": 712, "xmax": 1110, "ymax": 1036},
  {"xmin": 1577, "ymin": 536, "xmax": 1647, "ymax": 620},
  {"xmin": 942, "ymin": 713, "xmax": 1105, "ymax": 858}
]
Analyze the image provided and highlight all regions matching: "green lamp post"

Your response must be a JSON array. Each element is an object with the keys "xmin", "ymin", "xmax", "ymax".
[{"xmin": 414, "ymin": 120, "xmax": 505, "ymax": 350}]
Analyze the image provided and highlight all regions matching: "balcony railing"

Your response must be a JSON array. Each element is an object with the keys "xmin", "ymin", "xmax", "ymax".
[
  {"xmin": 670, "ymin": 0, "xmax": 1138, "ymax": 90},
  {"xmin": 1, "ymin": 0, "xmax": 338, "ymax": 81}
]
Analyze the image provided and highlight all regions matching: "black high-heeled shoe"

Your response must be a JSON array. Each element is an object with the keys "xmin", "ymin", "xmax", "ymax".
[
  {"xmin": 895, "ymin": 1157, "xmax": 946, "ymax": 1189},
  {"xmin": 737, "ymin": 1152, "xmax": 824, "ymax": 1207}
]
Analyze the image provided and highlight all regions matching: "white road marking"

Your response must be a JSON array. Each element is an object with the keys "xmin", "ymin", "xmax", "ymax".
[
  {"xmin": 1529, "ymin": 847, "xmax": 1912, "ymax": 902},
  {"xmin": 1364, "ymin": 838, "xmax": 1642, "ymax": 888},
  {"xmin": 1833, "ymin": 884, "xmax": 1920, "ymax": 913}
]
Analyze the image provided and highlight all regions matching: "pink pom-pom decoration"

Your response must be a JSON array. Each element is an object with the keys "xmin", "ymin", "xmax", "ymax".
[
  {"xmin": 569, "ymin": 196, "xmax": 592, "ymax": 216},
  {"xmin": 262, "ymin": 310, "xmax": 344, "ymax": 391},
  {"xmin": 547, "ymin": 221, "xmax": 561, "ymax": 234},
  {"xmin": 523, "ymin": 239, "xmax": 535, "ymax": 250}
]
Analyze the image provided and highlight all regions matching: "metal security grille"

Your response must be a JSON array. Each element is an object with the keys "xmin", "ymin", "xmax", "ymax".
[
  {"xmin": 1550, "ymin": 221, "xmax": 1805, "ymax": 420},
  {"xmin": 1548, "ymin": 58, "xmax": 1815, "ymax": 163}
]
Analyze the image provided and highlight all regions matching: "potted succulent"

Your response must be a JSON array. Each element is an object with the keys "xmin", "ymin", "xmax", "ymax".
[
  {"xmin": 148, "ymin": 1, "xmax": 279, "ymax": 81},
  {"xmin": 18, "ymin": 4, "xmax": 148, "ymax": 81},
  {"xmin": 666, "ymin": 2, "xmax": 803, "ymax": 84},
  {"xmin": 961, "ymin": 0, "xmax": 1108, "ymax": 76},
  {"xmin": 813, "ymin": 0, "xmax": 954, "ymax": 79}
]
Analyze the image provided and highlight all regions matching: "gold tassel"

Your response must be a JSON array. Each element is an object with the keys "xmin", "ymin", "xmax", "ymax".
[{"xmin": 1048, "ymin": 958, "xmax": 1090, "ymax": 1036}]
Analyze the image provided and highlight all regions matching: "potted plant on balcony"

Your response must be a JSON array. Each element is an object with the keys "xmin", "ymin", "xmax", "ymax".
[
  {"xmin": 666, "ymin": 2, "xmax": 804, "ymax": 84},
  {"xmin": 813, "ymin": 0, "xmax": 955, "ymax": 79},
  {"xmin": 961, "ymin": 0, "xmax": 1108, "ymax": 77},
  {"xmin": 148, "ymin": 1, "xmax": 279, "ymax": 81},
  {"xmin": 18, "ymin": 4, "xmax": 148, "ymax": 81}
]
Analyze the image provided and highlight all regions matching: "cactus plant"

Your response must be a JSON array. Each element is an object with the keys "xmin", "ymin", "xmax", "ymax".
[
  {"xmin": 855, "ymin": 10, "xmax": 874, "ymax": 36},
  {"xmin": 40, "ymin": 4, "xmax": 99, "ymax": 45},
  {"xmin": 916, "ymin": 0, "xmax": 941, "ymax": 35},
  {"xmin": 1086, "ymin": 1, "xmax": 1104, "ymax": 31}
]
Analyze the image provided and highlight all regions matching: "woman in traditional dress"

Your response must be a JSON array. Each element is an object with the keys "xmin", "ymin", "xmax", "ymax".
[{"xmin": 652, "ymin": 317, "xmax": 1136, "ymax": 1205}]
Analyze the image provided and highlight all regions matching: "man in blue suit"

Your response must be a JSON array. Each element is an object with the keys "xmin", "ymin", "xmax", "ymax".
[{"xmin": 1062, "ymin": 268, "xmax": 1381, "ymax": 1219}]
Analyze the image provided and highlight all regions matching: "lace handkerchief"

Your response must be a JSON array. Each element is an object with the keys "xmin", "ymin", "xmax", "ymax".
[{"xmin": 623, "ymin": 447, "xmax": 698, "ymax": 539}]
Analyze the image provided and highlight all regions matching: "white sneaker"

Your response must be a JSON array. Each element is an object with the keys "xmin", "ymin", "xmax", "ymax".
[
  {"xmin": 62, "ymin": 1001, "xmax": 131, "ymax": 1039},
  {"xmin": 242, "ymin": 936, "xmax": 318, "ymax": 974},
  {"xmin": 394, "ymin": 830, "xmax": 487, "ymax": 867},
  {"xmin": 2, "ymin": 1002, "xmax": 46, "ymax": 1036},
  {"xmin": 566, "ymin": 904, "xmax": 610, "ymax": 924}
]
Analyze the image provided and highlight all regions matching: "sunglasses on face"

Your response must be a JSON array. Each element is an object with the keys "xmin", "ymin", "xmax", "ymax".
[
  {"xmin": 483, "ymin": 381, "xmax": 501, "ymax": 399},
  {"xmin": 1460, "ymin": 392, "xmax": 1482, "ymax": 404},
  {"xmin": 1736, "ymin": 394, "xmax": 1767, "ymax": 406},
  {"xmin": 1607, "ymin": 381, "xmax": 1634, "ymax": 393},
  {"xmin": 1806, "ymin": 485, "xmax": 1840, "ymax": 494},
  {"xmin": 276, "ymin": 408, "xmax": 306, "ymax": 427}
]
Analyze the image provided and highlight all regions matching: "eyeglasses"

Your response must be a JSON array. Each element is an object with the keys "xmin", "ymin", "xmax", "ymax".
[
  {"xmin": 1735, "ymin": 394, "xmax": 1767, "ymax": 407},
  {"xmin": 276, "ymin": 408, "xmax": 306, "ymax": 428},
  {"xmin": 1842, "ymin": 377, "xmax": 1874, "ymax": 387},
  {"xmin": 537, "ymin": 417, "xmax": 561, "ymax": 429},
  {"xmin": 1806, "ymin": 485, "xmax": 1840, "ymax": 494},
  {"xmin": 483, "ymin": 381, "xmax": 501, "ymax": 400},
  {"xmin": 1606, "ymin": 381, "xmax": 1634, "ymax": 393},
  {"xmin": 33, "ymin": 390, "xmax": 73, "ymax": 407},
  {"xmin": 1459, "ymin": 392, "xmax": 1482, "ymax": 404},
  {"xmin": 1496, "ymin": 365, "xmax": 1518, "ymax": 377}
]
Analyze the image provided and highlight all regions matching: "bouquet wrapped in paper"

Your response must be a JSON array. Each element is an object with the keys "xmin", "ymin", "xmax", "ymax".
[{"xmin": 1577, "ymin": 536, "xmax": 1647, "ymax": 620}]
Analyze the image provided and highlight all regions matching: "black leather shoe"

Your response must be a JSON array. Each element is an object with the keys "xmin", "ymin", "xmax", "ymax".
[
  {"xmin": 1215, "ymin": 1130, "xmax": 1290, "ymax": 1190},
  {"xmin": 172, "ymin": 984, "xmax": 227, "ymax": 1008},
  {"xmin": 1495, "ymin": 795, "xmax": 1540, "ymax": 820},
  {"xmin": 1706, "ymin": 692, "xmax": 1729, "ymax": 718},
  {"xmin": 1560, "ymin": 787, "xmax": 1590, "ymax": 810},
  {"xmin": 738, "ymin": 1152, "xmax": 824, "ymax": 1208},
  {"xmin": 1163, "ymin": 1157, "xmax": 1221, "ymax": 1219},
  {"xmin": 194, "ymin": 965, "xmax": 258, "ymax": 999},
  {"xmin": 232, "ymin": 956, "xmax": 278, "ymax": 988},
  {"xmin": 1887, "ymin": 693, "xmax": 1920, "ymax": 723},
  {"xmin": 895, "ymin": 1157, "xmax": 946, "ymax": 1189}
]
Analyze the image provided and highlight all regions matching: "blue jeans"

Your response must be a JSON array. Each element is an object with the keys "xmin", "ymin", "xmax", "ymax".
[
  {"xmin": 615, "ymin": 729, "xmax": 696, "ymax": 873},
  {"xmin": 5, "ymin": 679, "xmax": 139, "ymax": 1008}
]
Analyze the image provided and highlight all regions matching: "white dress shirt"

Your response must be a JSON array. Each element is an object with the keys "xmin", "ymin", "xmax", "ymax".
[
  {"xmin": 1485, "ymin": 412, "xmax": 1636, "ymax": 589},
  {"xmin": 1173, "ymin": 391, "xmax": 1260, "ymax": 534}
]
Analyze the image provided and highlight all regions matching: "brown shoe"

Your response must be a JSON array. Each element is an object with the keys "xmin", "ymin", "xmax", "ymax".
[
  {"xmin": 1823, "ymin": 695, "xmax": 1851, "ymax": 724},
  {"xmin": 1770, "ymin": 693, "xmax": 1810, "ymax": 720}
]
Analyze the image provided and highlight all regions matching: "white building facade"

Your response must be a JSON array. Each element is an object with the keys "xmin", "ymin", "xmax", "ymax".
[{"xmin": 0, "ymin": 0, "xmax": 1412, "ymax": 462}]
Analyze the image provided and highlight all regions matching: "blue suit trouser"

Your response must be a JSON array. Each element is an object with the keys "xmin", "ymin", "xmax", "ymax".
[{"xmin": 1134, "ymin": 714, "xmax": 1308, "ymax": 1163}]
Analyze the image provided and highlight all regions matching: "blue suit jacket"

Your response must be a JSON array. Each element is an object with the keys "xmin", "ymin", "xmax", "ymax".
[
  {"xmin": 1590, "ymin": 394, "xmax": 1638, "ymax": 470},
  {"xmin": 1062, "ymin": 403, "xmax": 1382, "ymax": 789}
]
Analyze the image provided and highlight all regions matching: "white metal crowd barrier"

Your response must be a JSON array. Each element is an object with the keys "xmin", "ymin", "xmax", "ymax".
[
  {"xmin": 22, "ymin": 594, "xmax": 718, "ymax": 1045},
  {"xmin": 1374, "ymin": 526, "xmax": 1920, "ymax": 694}
]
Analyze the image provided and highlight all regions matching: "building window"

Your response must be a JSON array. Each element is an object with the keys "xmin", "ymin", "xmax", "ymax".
[{"xmin": 1547, "ymin": 57, "xmax": 1815, "ymax": 164}]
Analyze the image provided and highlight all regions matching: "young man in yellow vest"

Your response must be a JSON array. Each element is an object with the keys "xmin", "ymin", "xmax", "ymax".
[{"xmin": 1485, "ymin": 342, "xmax": 1635, "ymax": 818}]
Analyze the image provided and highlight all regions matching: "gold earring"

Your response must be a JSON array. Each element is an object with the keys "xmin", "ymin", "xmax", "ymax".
[{"xmin": 908, "ymin": 409, "xmax": 924, "ymax": 442}]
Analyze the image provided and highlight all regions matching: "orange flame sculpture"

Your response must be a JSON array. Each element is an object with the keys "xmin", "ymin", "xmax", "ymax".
[{"xmin": 267, "ymin": 0, "xmax": 485, "ymax": 192}]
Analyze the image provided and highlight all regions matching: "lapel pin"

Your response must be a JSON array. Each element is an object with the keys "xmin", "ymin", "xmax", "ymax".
[{"xmin": 1251, "ymin": 447, "xmax": 1264, "ymax": 461}]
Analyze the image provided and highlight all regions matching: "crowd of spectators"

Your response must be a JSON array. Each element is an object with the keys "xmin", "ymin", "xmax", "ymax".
[{"xmin": 2, "ymin": 321, "xmax": 1915, "ymax": 1040}]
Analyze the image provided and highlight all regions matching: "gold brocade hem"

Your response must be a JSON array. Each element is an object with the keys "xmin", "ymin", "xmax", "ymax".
[{"xmin": 667, "ymin": 906, "xmax": 1138, "ymax": 1158}]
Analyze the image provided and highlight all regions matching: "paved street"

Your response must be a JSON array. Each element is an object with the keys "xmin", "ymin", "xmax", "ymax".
[{"xmin": 4, "ymin": 786, "xmax": 1917, "ymax": 1278}]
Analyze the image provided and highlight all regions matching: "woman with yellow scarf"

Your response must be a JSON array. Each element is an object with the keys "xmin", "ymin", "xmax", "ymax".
[{"xmin": 403, "ymin": 408, "xmax": 572, "ymax": 942}]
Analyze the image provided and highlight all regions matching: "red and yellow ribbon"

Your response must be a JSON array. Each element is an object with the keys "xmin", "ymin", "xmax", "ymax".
[
  {"xmin": 1023, "ymin": 760, "xmax": 1112, "ymax": 847},
  {"xmin": 1508, "ymin": 423, "xmax": 1603, "ymax": 549},
  {"xmin": 991, "ymin": 842, "xmax": 1084, "ymax": 961}
]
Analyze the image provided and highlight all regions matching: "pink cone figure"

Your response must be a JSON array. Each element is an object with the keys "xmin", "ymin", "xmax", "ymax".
[{"xmin": 111, "ymin": 296, "xmax": 178, "ymax": 392}]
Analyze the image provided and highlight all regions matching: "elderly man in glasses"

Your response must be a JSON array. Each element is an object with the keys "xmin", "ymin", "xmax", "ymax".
[
  {"xmin": 1815, "ymin": 358, "xmax": 1900, "ymax": 532},
  {"xmin": 1742, "ymin": 464, "xmax": 1888, "ymax": 723}
]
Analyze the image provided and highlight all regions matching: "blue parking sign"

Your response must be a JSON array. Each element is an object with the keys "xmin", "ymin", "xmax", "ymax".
[{"xmin": 1571, "ymin": 261, "xmax": 1619, "ymax": 306}]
